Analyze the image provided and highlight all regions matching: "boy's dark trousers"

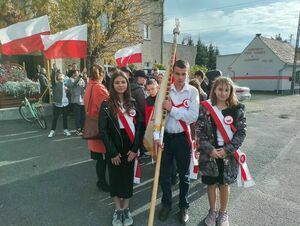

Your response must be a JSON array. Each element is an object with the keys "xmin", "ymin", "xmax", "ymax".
[{"xmin": 159, "ymin": 132, "xmax": 191, "ymax": 209}]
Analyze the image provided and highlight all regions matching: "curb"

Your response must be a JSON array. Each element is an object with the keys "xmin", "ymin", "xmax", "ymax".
[{"xmin": 0, "ymin": 104, "xmax": 53, "ymax": 121}]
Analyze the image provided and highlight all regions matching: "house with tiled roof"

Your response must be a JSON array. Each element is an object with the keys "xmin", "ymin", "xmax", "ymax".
[{"xmin": 217, "ymin": 34, "xmax": 300, "ymax": 93}]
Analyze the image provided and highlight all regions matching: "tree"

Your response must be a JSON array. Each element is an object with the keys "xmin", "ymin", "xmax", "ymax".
[
  {"xmin": 181, "ymin": 35, "xmax": 194, "ymax": 46},
  {"xmin": 195, "ymin": 37, "xmax": 208, "ymax": 66},
  {"xmin": 189, "ymin": 64, "xmax": 208, "ymax": 78},
  {"xmin": 0, "ymin": 0, "xmax": 151, "ymax": 68},
  {"xmin": 207, "ymin": 43, "xmax": 219, "ymax": 70}
]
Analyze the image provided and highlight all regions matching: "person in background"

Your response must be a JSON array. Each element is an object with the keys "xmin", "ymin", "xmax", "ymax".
[
  {"xmin": 195, "ymin": 70, "xmax": 209, "ymax": 96},
  {"xmin": 84, "ymin": 64, "xmax": 110, "ymax": 192},
  {"xmin": 151, "ymin": 67, "xmax": 159, "ymax": 81},
  {"xmin": 38, "ymin": 67, "xmax": 49, "ymax": 103},
  {"xmin": 68, "ymin": 69, "xmax": 86, "ymax": 135},
  {"xmin": 145, "ymin": 79, "xmax": 158, "ymax": 126},
  {"xmin": 67, "ymin": 63, "xmax": 78, "ymax": 78},
  {"xmin": 99, "ymin": 70, "xmax": 140, "ymax": 226},
  {"xmin": 189, "ymin": 78, "xmax": 207, "ymax": 102},
  {"xmin": 132, "ymin": 70, "xmax": 148, "ymax": 159},
  {"xmin": 120, "ymin": 66, "xmax": 133, "ymax": 80},
  {"xmin": 157, "ymin": 72, "xmax": 164, "ymax": 86},
  {"xmin": 48, "ymin": 71, "xmax": 71, "ymax": 138},
  {"xmin": 196, "ymin": 77, "xmax": 247, "ymax": 226}
]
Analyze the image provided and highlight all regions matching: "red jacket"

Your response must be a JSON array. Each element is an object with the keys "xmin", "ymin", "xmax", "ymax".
[{"xmin": 84, "ymin": 80, "xmax": 109, "ymax": 153}]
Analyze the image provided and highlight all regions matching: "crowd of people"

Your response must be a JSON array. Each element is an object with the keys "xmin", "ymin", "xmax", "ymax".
[{"xmin": 41, "ymin": 60, "xmax": 247, "ymax": 226}]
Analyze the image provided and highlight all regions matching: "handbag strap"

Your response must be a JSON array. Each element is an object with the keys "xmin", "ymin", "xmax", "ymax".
[{"xmin": 86, "ymin": 84, "xmax": 95, "ymax": 114}]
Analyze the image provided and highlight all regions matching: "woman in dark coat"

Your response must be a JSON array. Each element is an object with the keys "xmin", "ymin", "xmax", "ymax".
[{"xmin": 99, "ymin": 70, "xmax": 140, "ymax": 226}]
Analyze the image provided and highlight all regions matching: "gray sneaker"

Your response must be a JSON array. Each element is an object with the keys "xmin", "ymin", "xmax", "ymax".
[
  {"xmin": 112, "ymin": 210, "xmax": 123, "ymax": 226},
  {"xmin": 123, "ymin": 208, "xmax": 133, "ymax": 226},
  {"xmin": 217, "ymin": 211, "xmax": 229, "ymax": 226},
  {"xmin": 205, "ymin": 209, "xmax": 218, "ymax": 226}
]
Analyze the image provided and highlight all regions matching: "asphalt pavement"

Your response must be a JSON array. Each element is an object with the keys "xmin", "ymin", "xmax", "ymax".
[{"xmin": 0, "ymin": 94, "xmax": 299, "ymax": 226}]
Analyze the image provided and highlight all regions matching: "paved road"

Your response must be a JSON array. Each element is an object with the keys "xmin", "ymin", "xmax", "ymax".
[{"xmin": 0, "ymin": 94, "xmax": 299, "ymax": 226}]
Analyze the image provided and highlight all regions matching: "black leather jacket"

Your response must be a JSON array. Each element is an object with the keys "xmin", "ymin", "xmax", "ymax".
[{"xmin": 98, "ymin": 99, "xmax": 140, "ymax": 158}]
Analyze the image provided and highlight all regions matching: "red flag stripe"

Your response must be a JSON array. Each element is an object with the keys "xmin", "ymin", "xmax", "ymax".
[
  {"xmin": 43, "ymin": 40, "xmax": 87, "ymax": 59},
  {"xmin": 1, "ymin": 31, "xmax": 50, "ymax": 55},
  {"xmin": 116, "ymin": 52, "xmax": 142, "ymax": 67}
]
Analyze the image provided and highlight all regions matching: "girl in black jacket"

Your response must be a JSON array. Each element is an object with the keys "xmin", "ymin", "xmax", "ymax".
[{"xmin": 99, "ymin": 70, "xmax": 140, "ymax": 226}]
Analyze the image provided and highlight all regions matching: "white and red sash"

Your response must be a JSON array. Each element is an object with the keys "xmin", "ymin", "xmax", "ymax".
[
  {"xmin": 117, "ymin": 107, "xmax": 141, "ymax": 184},
  {"xmin": 201, "ymin": 100, "xmax": 255, "ymax": 188},
  {"xmin": 170, "ymin": 98, "xmax": 199, "ymax": 180}
]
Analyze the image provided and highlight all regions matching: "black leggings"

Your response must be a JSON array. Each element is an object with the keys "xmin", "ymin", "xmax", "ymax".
[{"xmin": 51, "ymin": 105, "xmax": 69, "ymax": 130}]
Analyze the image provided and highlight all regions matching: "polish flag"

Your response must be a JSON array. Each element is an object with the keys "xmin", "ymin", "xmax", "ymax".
[
  {"xmin": 0, "ymin": 15, "xmax": 50, "ymax": 55},
  {"xmin": 115, "ymin": 44, "xmax": 142, "ymax": 67},
  {"xmin": 41, "ymin": 24, "xmax": 87, "ymax": 59}
]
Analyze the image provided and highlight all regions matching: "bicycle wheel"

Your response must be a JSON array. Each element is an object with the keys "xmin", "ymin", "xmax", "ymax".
[
  {"xmin": 35, "ymin": 107, "xmax": 47, "ymax": 129},
  {"xmin": 19, "ymin": 103, "xmax": 34, "ymax": 122}
]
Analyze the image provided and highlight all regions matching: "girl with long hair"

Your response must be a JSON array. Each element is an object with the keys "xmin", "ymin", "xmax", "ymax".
[
  {"xmin": 99, "ymin": 70, "xmax": 140, "ymax": 226},
  {"xmin": 196, "ymin": 77, "xmax": 247, "ymax": 226}
]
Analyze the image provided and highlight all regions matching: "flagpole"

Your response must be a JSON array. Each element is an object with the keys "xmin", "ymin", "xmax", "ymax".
[
  {"xmin": 147, "ymin": 19, "xmax": 180, "ymax": 226},
  {"xmin": 46, "ymin": 59, "xmax": 52, "ymax": 104}
]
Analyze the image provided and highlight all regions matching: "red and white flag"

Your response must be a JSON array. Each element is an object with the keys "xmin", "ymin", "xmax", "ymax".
[
  {"xmin": 41, "ymin": 24, "xmax": 87, "ymax": 59},
  {"xmin": 115, "ymin": 44, "xmax": 142, "ymax": 67},
  {"xmin": 0, "ymin": 15, "xmax": 50, "ymax": 55}
]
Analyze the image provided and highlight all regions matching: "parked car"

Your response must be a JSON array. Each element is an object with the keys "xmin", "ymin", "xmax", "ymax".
[{"xmin": 235, "ymin": 85, "xmax": 251, "ymax": 101}]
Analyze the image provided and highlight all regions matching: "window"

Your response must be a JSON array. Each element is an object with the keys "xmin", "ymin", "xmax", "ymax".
[{"xmin": 144, "ymin": 24, "xmax": 151, "ymax": 40}]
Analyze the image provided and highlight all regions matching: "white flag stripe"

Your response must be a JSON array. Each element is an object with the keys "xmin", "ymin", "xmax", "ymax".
[
  {"xmin": 115, "ymin": 44, "xmax": 142, "ymax": 58},
  {"xmin": 41, "ymin": 24, "xmax": 87, "ymax": 50},
  {"xmin": 0, "ymin": 16, "xmax": 50, "ymax": 44}
]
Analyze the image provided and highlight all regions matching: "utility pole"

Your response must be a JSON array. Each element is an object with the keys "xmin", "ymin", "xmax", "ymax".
[{"xmin": 291, "ymin": 12, "xmax": 300, "ymax": 94}]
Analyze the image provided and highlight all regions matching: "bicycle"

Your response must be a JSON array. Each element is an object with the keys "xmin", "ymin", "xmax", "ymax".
[{"xmin": 18, "ymin": 89, "xmax": 48, "ymax": 129}]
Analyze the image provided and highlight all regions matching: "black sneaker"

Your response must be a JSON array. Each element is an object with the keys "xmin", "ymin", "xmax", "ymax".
[{"xmin": 158, "ymin": 207, "xmax": 171, "ymax": 222}]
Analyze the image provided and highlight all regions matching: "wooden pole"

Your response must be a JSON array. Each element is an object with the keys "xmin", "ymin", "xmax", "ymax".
[
  {"xmin": 46, "ymin": 59, "xmax": 52, "ymax": 104},
  {"xmin": 147, "ymin": 19, "xmax": 180, "ymax": 226},
  {"xmin": 147, "ymin": 146, "xmax": 163, "ymax": 226}
]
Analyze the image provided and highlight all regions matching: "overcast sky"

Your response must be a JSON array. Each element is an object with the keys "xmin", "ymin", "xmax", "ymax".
[{"xmin": 164, "ymin": 0, "xmax": 300, "ymax": 55}]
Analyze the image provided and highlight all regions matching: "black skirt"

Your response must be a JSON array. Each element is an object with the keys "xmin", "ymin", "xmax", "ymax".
[{"xmin": 107, "ymin": 129, "xmax": 134, "ymax": 198}]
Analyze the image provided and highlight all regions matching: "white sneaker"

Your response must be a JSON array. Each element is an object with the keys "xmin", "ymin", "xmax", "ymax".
[
  {"xmin": 112, "ymin": 210, "xmax": 123, "ymax": 226},
  {"xmin": 63, "ymin": 129, "xmax": 71, "ymax": 136},
  {"xmin": 205, "ymin": 209, "xmax": 218, "ymax": 226},
  {"xmin": 48, "ymin": 130, "xmax": 55, "ymax": 138},
  {"xmin": 123, "ymin": 208, "xmax": 133, "ymax": 226}
]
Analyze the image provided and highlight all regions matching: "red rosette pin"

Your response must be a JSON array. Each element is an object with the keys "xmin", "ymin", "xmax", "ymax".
[
  {"xmin": 183, "ymin": 99, "xmax": 191, "ymax": 108},
  {"xmin": 129, "ymin": 109, "xmax": 136, "ymax": 117},
  {"xmin": 224, "ymin": 115, "xmax": 233, "ymax": 125},
  {"xmin": 239, "ymin": 152, "xmax": 247, "ymax": 164}
]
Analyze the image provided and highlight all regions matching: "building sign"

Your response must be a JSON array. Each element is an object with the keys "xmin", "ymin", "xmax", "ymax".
[{"xmin": 243, "ymin": 47, "xmax": 273, "ymax": 63}]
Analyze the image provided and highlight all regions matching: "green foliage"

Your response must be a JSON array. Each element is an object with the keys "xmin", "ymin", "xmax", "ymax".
[
  {"xmin": 195, "ymin": 37, "xmax": 219, "ymax": 70},
  {"xmin": 153, "ymin": 63, "xmax": 166, "ymax": 70},
  {"xmin": 189, "ymin": 65, "xmax": 208, "ymax": 78}
]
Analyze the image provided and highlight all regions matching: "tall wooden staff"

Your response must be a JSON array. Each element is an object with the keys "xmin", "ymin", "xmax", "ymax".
[{"xmin": 147, "ymin": 19, "xmax": 180, "ymax": 226}]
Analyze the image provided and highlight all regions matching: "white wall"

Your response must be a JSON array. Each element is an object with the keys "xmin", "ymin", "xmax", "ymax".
[
  {"xmin": 230, "ymin": 36, "xmax": 289, "ymax": 91},
  {"xmin": 217, "ymin": 54, "xmax": 239, "ymax": 77}
]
